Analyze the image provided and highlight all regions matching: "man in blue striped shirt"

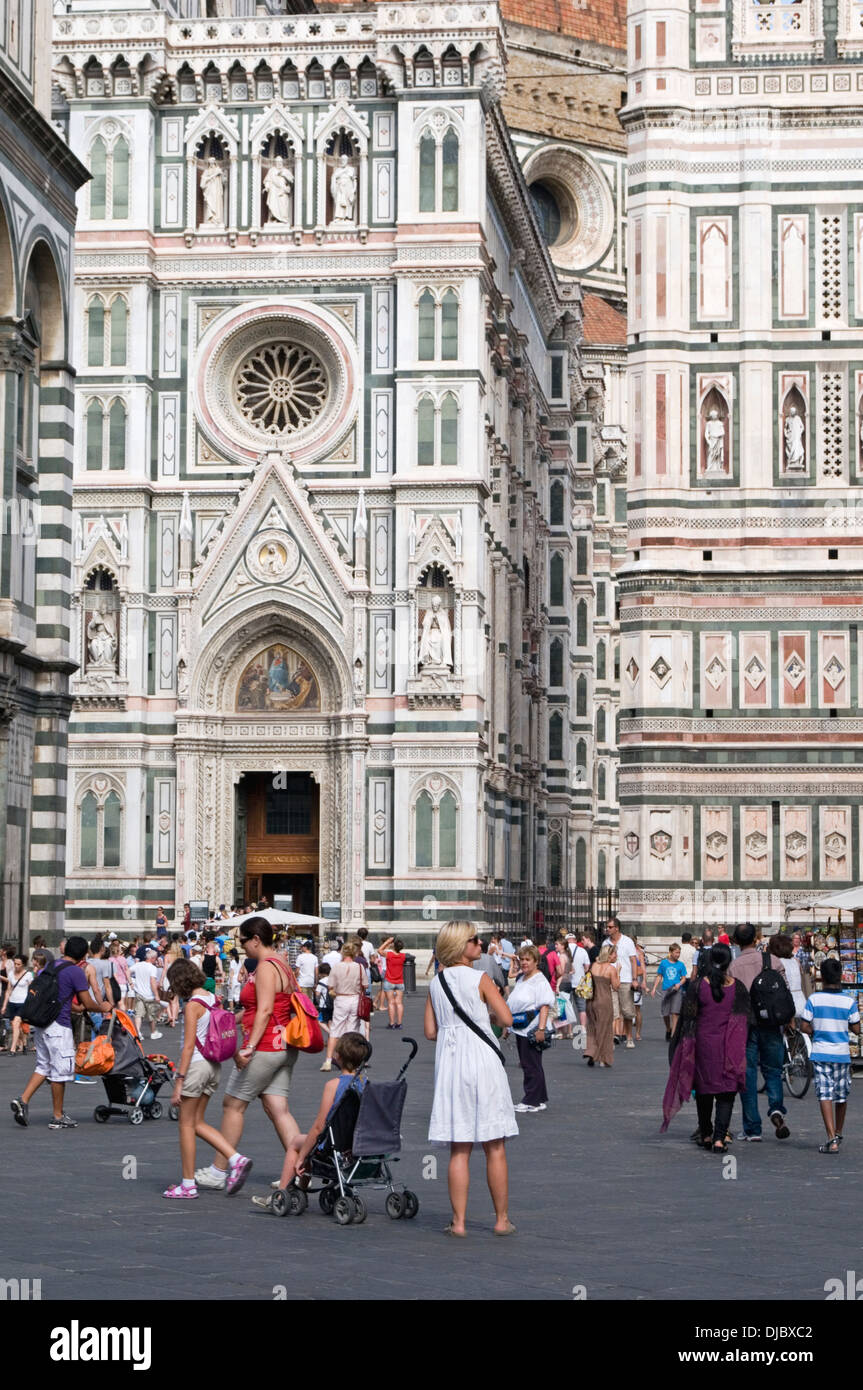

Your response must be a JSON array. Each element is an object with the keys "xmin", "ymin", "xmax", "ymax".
[{"xmin": 800, "ymin": 957, "xmax": 861, "ymax": 1154}]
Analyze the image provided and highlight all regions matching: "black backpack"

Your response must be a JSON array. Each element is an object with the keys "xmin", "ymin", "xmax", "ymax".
[
  {"xmin": 20, "ymin": 960, "xmax": 74, "ymax": 1029},
  {"xmin": 537, "ymin": 952, "xmax": 552, "ymax": 984},
  {"xmin": 749, "ymin": 952, "xmax": 795, "ymax": 1028}
]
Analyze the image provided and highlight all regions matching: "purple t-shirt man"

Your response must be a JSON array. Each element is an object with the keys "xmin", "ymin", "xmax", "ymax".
[{"xmin": 50, "ymin": 961, "xmax": 89, "ymax": 1028}]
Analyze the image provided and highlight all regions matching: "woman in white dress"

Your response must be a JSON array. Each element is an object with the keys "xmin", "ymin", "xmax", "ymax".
[{"xmin": 425, "ymin": 920, "xmax": 518, "ymax": 1237}]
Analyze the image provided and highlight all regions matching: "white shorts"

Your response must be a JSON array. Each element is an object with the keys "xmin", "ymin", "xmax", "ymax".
[{"xmin": 34, "ymin": 1021, "xmax": 76, "ymax": 1083}]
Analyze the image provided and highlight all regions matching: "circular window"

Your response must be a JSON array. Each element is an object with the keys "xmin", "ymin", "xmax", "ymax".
[
  {"xmin": 235, "ymin": 343, "xmax": 328, "ymax": 435},
  {"xmin": 194, "ymin": 300, "xmax": 359, "ymax": 465},
  {"xmin": 524, "ymin": 146, "xmax": 614, "ymax": 274},
  {"xmin": 529, "ymin": 181, "xmax": 564, "ymax": 247}
]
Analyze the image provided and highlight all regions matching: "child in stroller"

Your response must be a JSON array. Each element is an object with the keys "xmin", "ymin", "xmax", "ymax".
[
  {"xmin": 93, "ymin": 1009, "xmax": 174, "ymax": 1125},
  {"xmin": 251, "ymin": 1031, "xmax": 420, "ymax": 1225}
]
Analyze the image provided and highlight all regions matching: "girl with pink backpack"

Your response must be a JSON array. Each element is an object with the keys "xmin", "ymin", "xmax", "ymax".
[{"xmin": 163, "ymin": 959, "xmax": 252, "ymax": 1199}]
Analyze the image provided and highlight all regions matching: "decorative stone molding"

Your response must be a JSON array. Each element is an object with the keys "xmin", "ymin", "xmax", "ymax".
[
  {"xmin": 731, "ymin": 0, "xmax": 824, "ymax": 61},
  {"xmin": 523, "ymin": 143, "xmax": 615, "ymax": 276},
  {"xmin": 192, "ymin": 298, "xmax": 359, "ymax": 468}
]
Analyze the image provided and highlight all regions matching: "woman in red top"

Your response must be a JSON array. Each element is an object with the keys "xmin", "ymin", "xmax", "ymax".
[
  {"xmin": 196, "ymin": 918, "xmax": 300, "ymax": 1192},
  {"xmin": 379, "ymin": 936, "xmax": 407, "ymax": 1030}
]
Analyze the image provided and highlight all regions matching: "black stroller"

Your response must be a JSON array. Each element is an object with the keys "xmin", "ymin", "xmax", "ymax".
[
  {"xmin": 92, "ymin": 1009, "xmax": 173, "ymax": 1125},
  {"xmin": 271, "ymin": 1037, "xmax": 420, "ymax": 1225}
]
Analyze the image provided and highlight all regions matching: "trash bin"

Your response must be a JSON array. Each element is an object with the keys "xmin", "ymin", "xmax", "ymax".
[{"xmin": 403, "ymin": 954, "xmax": 417, "ymax": 995}]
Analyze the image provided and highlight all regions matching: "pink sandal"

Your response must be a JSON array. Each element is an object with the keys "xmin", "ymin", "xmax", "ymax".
[{"xmin": 163, "ymin": 1183, "xmax": 198, "ymax": 1199}]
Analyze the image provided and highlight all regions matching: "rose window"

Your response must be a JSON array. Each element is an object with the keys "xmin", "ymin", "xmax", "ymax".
[{"xmin": 235, "ymin": 343, "xmax": 328, "ymax": 435}]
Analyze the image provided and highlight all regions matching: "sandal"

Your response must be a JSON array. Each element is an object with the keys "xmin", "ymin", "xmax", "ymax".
[
  {"xmin": 163, "ymin": 1183, "xmax": 198, "ymax": 1199},
  {"xmin": 818, "ymin": 1138, "xmax": 840, "ymax": 1154},
  {"xmin": 493, "ymin": 1221, "xmax": 517, "ymax": 1236},
  {"xmin": 443, "ymin": 1224, "xmax": 467, "ymax": 1237},
  {"xmin": 712, "ymin": 1141, "xmax": 727, "ymax": 1154}
]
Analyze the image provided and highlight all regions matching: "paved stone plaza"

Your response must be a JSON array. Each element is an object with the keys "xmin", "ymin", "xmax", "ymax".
[{"xmin": 2, "ymin": 995, "xmax": 860, "ymax": 1301}]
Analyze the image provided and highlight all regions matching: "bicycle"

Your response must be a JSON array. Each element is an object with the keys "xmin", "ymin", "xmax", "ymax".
[{"xmin": 757, "ymin": 1024, "xmax": 812, "ymax": 1099}]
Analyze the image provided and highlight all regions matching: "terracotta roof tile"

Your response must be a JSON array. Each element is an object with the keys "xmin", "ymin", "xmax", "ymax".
[
  {"xmin": 501, "ymin": 0, "xmax": 626, "ymax": 48},
  {"xmin": 582, "ymin": 292, "xmax": 626, "ymax": 345}
]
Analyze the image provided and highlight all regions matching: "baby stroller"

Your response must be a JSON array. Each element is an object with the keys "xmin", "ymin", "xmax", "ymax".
[
  {"xmin": 93, "ymin": 1010, "xmax": 173, "ymax": 1125},
  {"xmin": 271, "ymin": 1036, "xmax": 420, "ymax": 1225}
]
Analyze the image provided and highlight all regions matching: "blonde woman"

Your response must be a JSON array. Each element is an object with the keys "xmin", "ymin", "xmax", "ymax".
[
  {"xmin": 321, "ymin": 941, "xmax": 367, "ymax": 1071},
  {"xmin": 584, "ymin": 943, "xmax": 619, "ymax": 1068},
  {"xmin": 425, "ymin": 920, "xmax": 518, "ymax": 1237}
]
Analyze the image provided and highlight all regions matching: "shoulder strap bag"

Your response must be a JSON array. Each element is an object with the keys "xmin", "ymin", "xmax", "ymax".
[{"xmin": 437, "ymin": 969, "xmax": 505, "ymax": 1066}]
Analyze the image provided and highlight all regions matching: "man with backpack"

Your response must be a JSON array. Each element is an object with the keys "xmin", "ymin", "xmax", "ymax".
[
  {"xmin": 10, "ymin": 936, "xmax": 113, "ymax": 1130},
  {"xmin": 730, "ymin": 923, "xmax": 794, "ymax": 1142}
]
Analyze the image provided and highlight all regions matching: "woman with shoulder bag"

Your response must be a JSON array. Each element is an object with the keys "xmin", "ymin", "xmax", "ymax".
[
  {"xmin": 320, "ymin": 942, "xmax": 368, "ymax": 1072},
  {"xmin": 505, "ymin": 944, "xmax": 556, "ymax": 1112},
  {"xmin": 425, "ymin": 920, "xmax": 517, "ymax": 1237}
]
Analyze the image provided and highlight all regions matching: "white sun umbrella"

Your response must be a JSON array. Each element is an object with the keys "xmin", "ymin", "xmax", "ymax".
[
  {"xmin": 815, "ymin": 886, "xmax": 863, "ymax": 912},
  {"xmin": 227, "ymin": 908, "xmax": 328, "ymax": 928}
]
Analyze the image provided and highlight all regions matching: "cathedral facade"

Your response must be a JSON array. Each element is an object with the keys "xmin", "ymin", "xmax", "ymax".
[
  {"xmin": 622, "ymin": 0, "xmax": 863, "ymax": 931},
  {"xmin": 54, "ymin": 0, "xmax": 603, "ymax": 936}
]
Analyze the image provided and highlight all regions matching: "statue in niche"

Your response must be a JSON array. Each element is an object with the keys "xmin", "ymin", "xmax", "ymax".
[
  {"xmin": 263, "ymin": 155, "xmax": 294, "ymax": 224},
  {"xmin": 330, "ymin": 153, "xmax": 357, "ymax": 223},
  {"xmin": 703, "ymin": 407, "xmax": 726, "ymax": 475},
  {"xmin": 418, "ymin": 595, "xmax": 454, "ymax": 671},
  {"xmin": 200, "ymin": 156, "xmax": 225, "ymax": 225},
  {"xmin": 783, "ymin": 403, "xmax": 805, "ymax": 473},
  {"xmin": 87, "ymin": 609, "xmax": 117, "ymax": 669}
]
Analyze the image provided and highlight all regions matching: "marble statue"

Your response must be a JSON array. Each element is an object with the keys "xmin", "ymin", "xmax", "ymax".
[
  {"xmin": 784, "ymin": 405, "xmax": 805, "ymax": 472},
  {"xmin": 87, "ymin": 609, "xmax": 117, "ymax": 668},
  {"xmin": 200, "ymin": 157, "xmax": 225, "ymax": 225},
  {"xmin": 263, "ymin": 156, "xmax": 293, "ymax": 224},
  {"xmin": 330, "ymin": 153, "xmax": 357, "ymax": 223},
  {"xmin": 704, "ymin": 407, "xmax": 726, "ymax": 474},
  {"xmin": 418, "ymin": 595, "xmax": 453, "ymax": 670}
]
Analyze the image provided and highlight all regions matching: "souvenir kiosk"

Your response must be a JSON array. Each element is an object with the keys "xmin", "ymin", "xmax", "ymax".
[{"xmin": 816, "ymin": 886, "xmax": 863, "ymax": 1066}]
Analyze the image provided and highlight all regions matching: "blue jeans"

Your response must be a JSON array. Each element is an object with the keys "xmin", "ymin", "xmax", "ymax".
[{"xmin": 741, "ymin": 1026, "xmax": 786, "ymax": 1136}]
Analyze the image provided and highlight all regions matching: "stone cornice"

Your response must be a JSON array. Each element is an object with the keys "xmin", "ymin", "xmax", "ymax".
[{"xmin": 484, "ymin": 103, "xmax": 577, "ymax": 341}]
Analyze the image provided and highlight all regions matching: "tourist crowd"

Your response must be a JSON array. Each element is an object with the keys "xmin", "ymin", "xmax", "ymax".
[{"xmin": 2, "ymin": 908, "xmax": 857, "ymax": 1232}]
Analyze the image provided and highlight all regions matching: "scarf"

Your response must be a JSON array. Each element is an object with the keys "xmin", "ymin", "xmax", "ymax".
[{"xmin": 661, "ymin": 975, "xmax": 750, "ymax": 1133}]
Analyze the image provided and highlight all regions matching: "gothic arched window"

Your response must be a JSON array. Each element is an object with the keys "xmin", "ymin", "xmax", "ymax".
[
  {"xmin": 87, "ymin": 297, "xmax": 105, "ymax": 366},
  {"xmin": 89, "ymin": 138, "xmax": 107, "ymax": 219},
  {"xmin": 596, "ymin": 706, "xmax": 606, "ymax": 744},
  {"xmin": 576, "ymin": 673, "xmax": 587, "ymax": 717},
  {"xmin": 418, "ymin": 120, "xmax": 460, "ymax": 214},
  {"xmin": 108, "ymin": 399, "xmax": 126, "ymax": 471},
  {"xmin": 549, "ymin": 833, "xmax": 562, "ymax": 888},
  {"xmin": 418, "ymin": 290, "xmax": 436, "ymax": 360},
  {"xmin": 549, "ymin": 711, "xmax": 563, "ymax": 761},
  {"xmin": 78, "ymin": 782, "xmax": 124, "ymax": 870},
  {"xmin": 549, "ymin": 553, "xmax": 564, "ymax": 607},
  {"xmin": 550, "ymin": 478, "xmax": 565, "ymax": 526},
  {"xmin": 412, "ymin": 783, "xmax": 459, "ymax": 869},
  {"xmin": 549, "ymin": 638, "xmax": 564, "ymax": 688},
  {"xmin": 575, "ymin": 837, "xmax": 587, "ymax": 887},
  {"xmin": 110, "ymin": 297, "xmax": 127, "ymax": 366}
]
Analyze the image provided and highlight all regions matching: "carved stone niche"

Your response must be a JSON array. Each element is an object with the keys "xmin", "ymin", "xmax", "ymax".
[
  {"xmin": 71, "ymin": 567, "xmax": 129, "ymax": 707},
  {"xmin": 406, "ymin": 562, "xmax": 463, "ymax": 709}
]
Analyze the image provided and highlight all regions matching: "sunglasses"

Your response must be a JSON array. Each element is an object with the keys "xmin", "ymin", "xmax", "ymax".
[{"xmin": 467, "ymin": 935, "xmax": 482, "ymax": 946}]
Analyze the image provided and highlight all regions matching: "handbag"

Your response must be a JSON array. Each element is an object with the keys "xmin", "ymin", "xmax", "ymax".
[
  {"xmin": 283, "ymin": 989, "xmax": 324, "ymax": 1053},
  {"xmin": 355, "ymin": 962, "xmax": 371, "ymax": 1022},
  {"xmin": 574, "ymin": 970, "xmax": 594, "ymax": 1002},
  {"xmin": 438, "ymin": 970, "xmax": 505, "ymax": 1066}
]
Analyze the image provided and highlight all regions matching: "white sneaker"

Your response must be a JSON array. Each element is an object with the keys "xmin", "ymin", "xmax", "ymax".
[
  {"xmin": 513, "ymin": 1103, "xmax": 540, "ymax": 1113},
  {"xmin": 536, "ymin": 1103, "xmax": 548, "ymax": 1111},
  {"xmin": 194, "ymin": 1167, "xmax": 227, "ymax": 1189},
  {"xmin": 150, "ymin": 1032, "xmax": 163, "ymax": 1040},
  {"xmin": 625, "ymin": 1040, "xmax": 635, "ymax": 1049},
  {"xmin": 320, "ymin": 1060, "xmax": 333, "ymax": 1071}
]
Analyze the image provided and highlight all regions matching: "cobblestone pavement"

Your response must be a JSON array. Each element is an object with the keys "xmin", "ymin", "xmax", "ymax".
[{"xmin": 2, "ymin": 997, "xmax": 859, "ymax": 1300}]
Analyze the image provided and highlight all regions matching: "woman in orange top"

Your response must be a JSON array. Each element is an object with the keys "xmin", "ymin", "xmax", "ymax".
[{"xmin": 194, "ymin": 917, "xmax": 300, "ymax": 1192}]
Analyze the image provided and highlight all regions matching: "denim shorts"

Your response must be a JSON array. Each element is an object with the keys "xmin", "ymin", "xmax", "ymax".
[{"xmin": 384, "ymin": 981, "xmax": 405, "ymax": 993}]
